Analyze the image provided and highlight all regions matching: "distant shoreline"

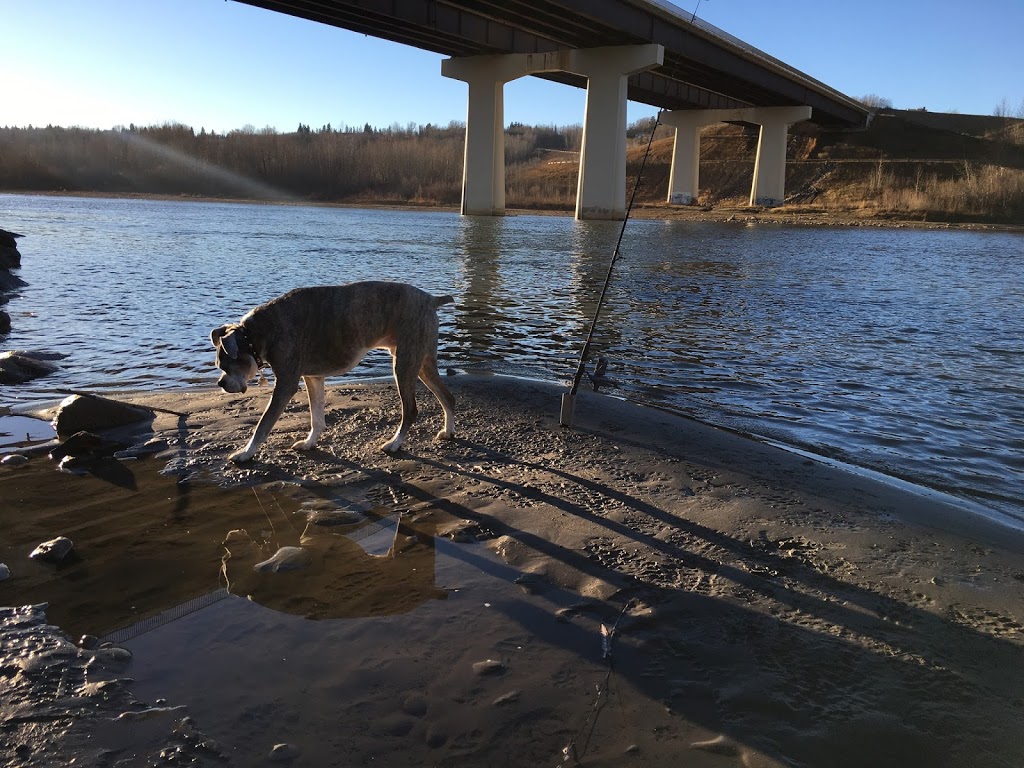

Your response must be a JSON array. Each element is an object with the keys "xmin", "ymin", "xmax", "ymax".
[{"xmin": 4, "ymin": 188, "xmax": 1022, "ymax": 234}]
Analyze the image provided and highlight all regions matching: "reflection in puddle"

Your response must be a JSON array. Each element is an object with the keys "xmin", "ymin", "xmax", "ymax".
[
  {"xmin": 121, "ymin": 537, "xmax": 620, "ymax": 767},
  {"xmin": 0, "ymin": 452, "xmax": 449, "ymax": 639},
  {"xmin": 218, "ymin": 514, "xmax": 447, "ymax": 622},
  {"xmin": 0, "ymin": 413, "xmax": 56, "ymax": 452}
]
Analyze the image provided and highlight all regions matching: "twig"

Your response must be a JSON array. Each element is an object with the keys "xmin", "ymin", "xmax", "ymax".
[{"xmin": 560, "ymin": 599, "xmax": 634, "ymax": 763}]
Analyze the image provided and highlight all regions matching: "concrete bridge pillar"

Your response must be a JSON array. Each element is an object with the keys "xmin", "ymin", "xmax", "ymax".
[
  {"xmin": 441, "ymin": 56, "xmax": 526, "ymax": 216},
  {"xmin": 749, "ymin": 106, "xmax": 811, "ymax": 206},
  {"xmin": 442, "ymin": 44, "xmax": 663, "ymax": 219},
  {"xmin": 567, "ymin": 44, "xmax": 663, "ymax": 219},
  {"xmin": 661, "ymin": 105, "xmax": 811, "ymax": 208}
]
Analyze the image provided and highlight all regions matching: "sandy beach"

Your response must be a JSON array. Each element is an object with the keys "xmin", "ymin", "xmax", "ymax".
[{"xmin": 2, "ymin": 374, "xmax": 1024, "ymax": 767}]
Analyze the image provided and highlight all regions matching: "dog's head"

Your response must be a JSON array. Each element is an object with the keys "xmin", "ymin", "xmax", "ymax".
[{"xmin": 211, "ymin": 324, "xmax": 259, "ymax": 394}]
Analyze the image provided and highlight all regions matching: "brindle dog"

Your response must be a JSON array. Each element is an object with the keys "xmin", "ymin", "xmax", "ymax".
[{"xmin": 211, "ymin": 281, "xmax": 456, "ymax": 463}]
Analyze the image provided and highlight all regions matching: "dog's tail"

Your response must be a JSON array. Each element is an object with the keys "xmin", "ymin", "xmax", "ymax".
[{"xmin": 433, "ymin": 294, "xmax": 455, "ymax": 308}]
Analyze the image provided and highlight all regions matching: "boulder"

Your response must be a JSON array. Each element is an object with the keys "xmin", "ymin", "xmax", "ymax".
[
  {"xmin": 0, "ymin": 245, "xmax": 20, "ymax": 270},
  {"xmin": 52, "ymin": 394, "xmax": 154, "ymax": 436},
  {"xmin": 0, "ymin": 351, "xmax": 61, "ymax": 385},
  {"xmin": 0, "ymin": 270, "xmax": 26, "ymax": 291},
  {"xmin": 0, "ymin": 310, "xmax": 9, "ymax": 335},
  {"xmin": 49, "ymin": 431, "xmax": 126, "ymax": 462},
  {"xmin": 30, "ymin": 536, "xmax": 75, "ymax": 563}
]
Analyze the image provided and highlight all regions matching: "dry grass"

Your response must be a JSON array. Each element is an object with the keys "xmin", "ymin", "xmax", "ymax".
[{"xmin": 860, "ymin": 161, "xmax": 1024, "ymax": 221}]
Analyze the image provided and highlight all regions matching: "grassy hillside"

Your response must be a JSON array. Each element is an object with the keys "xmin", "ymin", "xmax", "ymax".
[{"xmin": 515, "ymin": 111, "xmax": 1024, "ymax": 226}]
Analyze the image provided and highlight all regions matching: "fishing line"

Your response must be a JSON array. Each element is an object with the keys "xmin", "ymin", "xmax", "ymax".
[{"xmin": 561, "ymin": 115, "xmax": 661, "ymax": 426}]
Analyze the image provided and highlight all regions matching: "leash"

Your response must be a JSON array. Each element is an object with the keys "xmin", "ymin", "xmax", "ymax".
[{"xmin": 560, "ymin": 115, "xmax": 661, "ymax": 427}]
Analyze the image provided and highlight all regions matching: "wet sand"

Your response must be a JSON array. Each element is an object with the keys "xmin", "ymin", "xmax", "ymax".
[{"xmin": 2, "ymin": 374, "xmax": 1024, "ymax": 766}]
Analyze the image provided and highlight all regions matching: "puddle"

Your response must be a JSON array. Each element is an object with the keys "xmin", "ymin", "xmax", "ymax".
[
  {"xmin": 0, "ymin": 452, "xmax": 693, "ymax": 766},
  {"xmin": 121, "ymin": 538, "xmax": 631, "ymax": 766},
  {"xmin": 0, "ymin": 412, "xmax": 56, "ymax": 453}
]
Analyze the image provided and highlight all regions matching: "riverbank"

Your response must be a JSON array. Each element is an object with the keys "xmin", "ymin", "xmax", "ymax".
[
  {"xmin": 2, "ymin": 375, "xmax": 1023, "ymax": 766},
  {"xmin": 6, "ymin": 189, "xmax": 1023, "ymax": 233}
]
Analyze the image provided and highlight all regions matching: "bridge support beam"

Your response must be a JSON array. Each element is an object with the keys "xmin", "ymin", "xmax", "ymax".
[
  {"xmin": 442, "ymin": 44, "xmax": 663, "ymax": 219},
  {"xmin": 661, "ymin": 105, "xmax": 811, "ymax": 207},
  {"xmin": 441, "ymin": 56, "xmax": 525, "ymax": 216},
  {"xmin": 570, "ymin": 45, "xmax": 663, "ymax": 219}
]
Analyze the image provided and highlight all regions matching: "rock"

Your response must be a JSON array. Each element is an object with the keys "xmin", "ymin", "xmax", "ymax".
[
  {"xmin": 1, "ymin": 453, "xmax": 29, "ymax": 467},
  {"xmin": 113, "ymin": 437, "xmax": 170, "ymax": 459},
  {"xmin": 254, "ymin": 546, "xmax": 312, "ymax": 573},
  {"xmin": 0, "ymin": 563, "xmax": 9, "ymax": 581},
  {"xmin": 0, "ymin": 246, "xmax": 19, "ymax": 270},
  {"xmin": 0, "ymin": 269, "xmax": 26, "ymax": 291},
  {"xmin": 49, "ymin": 431, "xmax": 105, "ymax": 460},
  {"xmin": 0, "ymin": 351, "xmax": 60, "ymax": 385},
  {"xmin": 29, "ymin": 536, "xmax": 74, "ymax": 563},
  {"xmin": 52, "ymin": 394, "xmax": 154, "ymax": 436},
  {"xmin": 493, "ymin": 690, "xmax": 520, "ymax": 706},
  {"xmin": 49, "ymin": 431, "xmax": 127, "ymax": 462},
  {"xmin": 690, "ymin": 734, "xmax": 739, "ymax": 756},
  {"xmin": 0, "ymin": 310, "xmax": 9, "ymax": 334},
  {"xmin": 269, "ymin": 743, "xmax": 300, "ymax": 762},
  {"xmin": 402, "ymin": 693, "xmax": 429, "ymax": 717},
  {"xmin": 472, "ymin": 659, "xmax": 506, "ymax": 676}
]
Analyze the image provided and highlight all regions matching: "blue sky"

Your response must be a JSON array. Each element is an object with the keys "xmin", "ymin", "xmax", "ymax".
[{"xmin": 4, "ymin": 0, "xmax": 1022, "ymax": 133}]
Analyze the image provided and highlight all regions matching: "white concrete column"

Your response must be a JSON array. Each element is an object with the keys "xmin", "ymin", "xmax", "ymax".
[
  {"xmin": 443, "ymin": 45, "xmax": 662, "ymax": 219},
  {"xmin": 441, "ymin": 57, "xmax": 523, "ymax": 216},
  {"xmin": 662, "ymin": 107, "xmax": 762, "ymax": 205},
  {"xmin": 659, "ymin": 110, "xmax": 708, "ymax": 204},
  {"xmin": 749, "ymin": 105, "xmax": 812, "ymax": 206},
  {"xmin": 661, "ymin": 105, "xmax": 812, "ymax": 208},
  {"xmin": 666, "ymin": 115, "xmax": 702, "ymax": 204},
  {"xmin": 569, "ymin": 45, "xmax": 663, "ymax": 220}
]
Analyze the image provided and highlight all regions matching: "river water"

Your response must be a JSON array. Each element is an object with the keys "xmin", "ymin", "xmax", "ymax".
[{"xmin": 2, "ymin": 194, "xmax": 1022, "ymax": 524}]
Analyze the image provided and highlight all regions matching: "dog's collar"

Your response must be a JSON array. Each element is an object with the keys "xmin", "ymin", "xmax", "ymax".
[{"xmin": 235, "ymin": 325, "xmax": 266, "ymax": 369}]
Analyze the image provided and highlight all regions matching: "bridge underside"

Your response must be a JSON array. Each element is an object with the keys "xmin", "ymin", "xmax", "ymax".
[
  {"xmin": 234, "ymin": 0, "xmax": 867, "ymax": 218},
  {"xmin": 236, "ymin": 0, "xmax": 867, "ymax": 128}
]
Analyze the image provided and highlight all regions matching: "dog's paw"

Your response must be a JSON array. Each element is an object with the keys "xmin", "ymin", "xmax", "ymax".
[
  {"xmin": 434, "ymin": 428, "xmax": 456, "ymax": 442},
  {"xmin": 229, "ymin": 449, "xmax": 255, "ymax": 464},
  {"xmin": 380, "ymin": 438, "xmax": 403, "ymax": 454},
  {"xmin": 291, "ymin": 438, "xmax": 316, "ymax": 451}
]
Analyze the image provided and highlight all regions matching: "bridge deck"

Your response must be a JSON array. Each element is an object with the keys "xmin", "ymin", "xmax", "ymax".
[{"xmin": 235, "ymin": 0, "xmax": 868, "ymax": 128}]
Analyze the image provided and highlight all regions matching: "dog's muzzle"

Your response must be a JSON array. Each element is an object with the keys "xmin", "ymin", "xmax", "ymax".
[{"xmin": 218, "ymin": 374, "xmax": 247, "ymax": 394}]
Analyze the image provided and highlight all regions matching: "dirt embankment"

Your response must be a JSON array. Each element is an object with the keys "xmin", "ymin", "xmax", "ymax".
[{"xmin": 516, "ymin": 111, "xmax": 1024, "ymax": 229}]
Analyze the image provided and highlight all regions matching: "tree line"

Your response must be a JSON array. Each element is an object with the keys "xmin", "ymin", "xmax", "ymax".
[{"xmin": 0, "ymin": 121, "xmax": 587, "ymax": 205}]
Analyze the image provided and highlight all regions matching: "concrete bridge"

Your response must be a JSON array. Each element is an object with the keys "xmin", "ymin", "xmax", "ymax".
[{"xmin": 236, "ymin": 0, "xmax": 870, "ymax": 218}]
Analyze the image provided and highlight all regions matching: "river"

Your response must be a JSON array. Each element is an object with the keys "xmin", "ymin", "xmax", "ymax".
[{"xmin": 2, "ymin": 193, "xmax": 1022, "ymax": 524}]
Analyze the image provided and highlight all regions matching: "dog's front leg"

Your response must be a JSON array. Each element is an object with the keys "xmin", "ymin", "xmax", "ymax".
[
  {"xmin": 230, "ymin": 374, "xmax": 300, "ymax": 463},
  {"xmin": 292, "ymin": 376, "xmax": 326, "ymax": 451}
]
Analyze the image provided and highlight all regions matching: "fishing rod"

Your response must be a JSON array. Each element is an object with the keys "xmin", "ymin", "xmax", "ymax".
[{"xmin": 560, "ymin": 114, "xmax": 662, "ymax": 427}]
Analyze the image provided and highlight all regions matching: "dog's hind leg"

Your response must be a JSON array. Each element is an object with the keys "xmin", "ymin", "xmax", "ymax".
[
  {"xmin": 419, "ymin": 357, "xmax": 456, "ymax": 441},
  {"xmin": 230, "ymin": 374, "xmax": 300, "ymax": 463},
  {"xmin": 292, "ymin": 375, "xmax": 326, "ymax": 451},
  {"xmin": 381, "ymin": 351, "xmax": 419, "ymax": 454}
]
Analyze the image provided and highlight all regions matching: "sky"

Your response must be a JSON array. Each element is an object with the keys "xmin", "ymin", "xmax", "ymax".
[{"xmin": 3, "ymin": 0, "xmax": 1023, "ymax": 134}]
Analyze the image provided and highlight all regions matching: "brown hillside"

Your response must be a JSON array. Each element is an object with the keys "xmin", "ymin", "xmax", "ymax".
[{"xmin": 511, "ymin": 112, "xmax": 1024, "ymax": 226}]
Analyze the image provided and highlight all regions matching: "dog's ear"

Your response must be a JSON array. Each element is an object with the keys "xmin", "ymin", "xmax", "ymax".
[
  {"xmin": 211, "ymin": 325, "xmax": 240, "ymax": 359},
  {"xmin": 211, "ymin": 325, "xmax": 229, "ymax": 348}
]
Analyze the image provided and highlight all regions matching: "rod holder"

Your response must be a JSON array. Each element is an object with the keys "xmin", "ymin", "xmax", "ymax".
[{"xmin": 559, "ymin": 391, "xmax": 576, "ymax": 427}]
